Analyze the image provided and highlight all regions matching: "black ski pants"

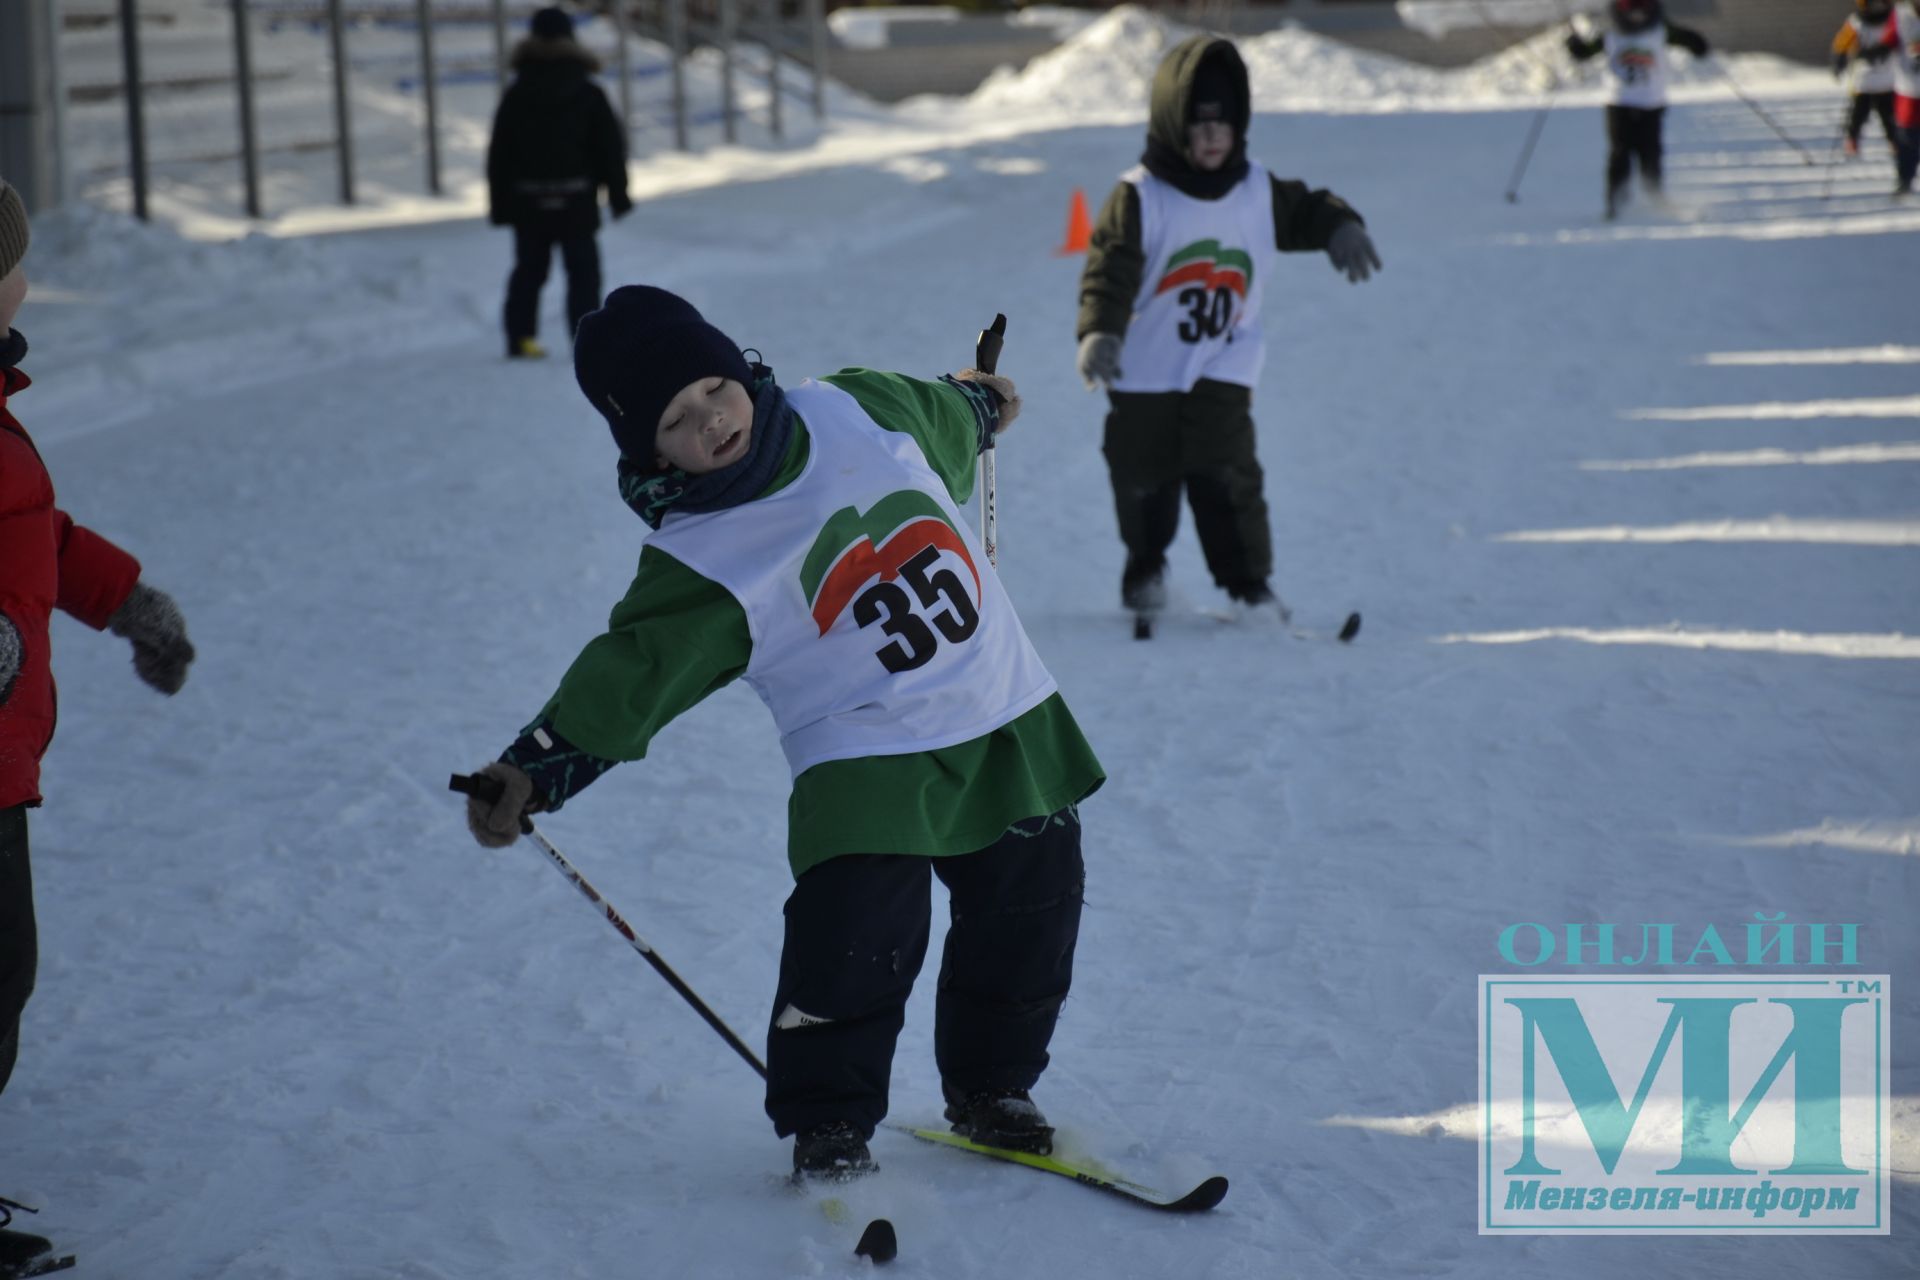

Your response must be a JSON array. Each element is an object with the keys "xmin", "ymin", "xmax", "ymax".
[
  {"xmin": 0, "ymin": 805, "xmax": 37, "ymax": 1098},
  {"xmin": 503, "ymin": 220, "xmax": 602, "ymax": 352},
  {"xmin": 763, "ymin": 808, "xmax": 1085, "ymax": 1141},
  {"xmin": 1102, "ymin": 379, "xmax": 1272, "ymax": 595},
  {"xmin": 1848, "ymin": 91, "xmax": 1898, "ymax": 150},
  {"xmin": 1606, "ymin": 105, "xmax": 1667, "ymax": 200}
]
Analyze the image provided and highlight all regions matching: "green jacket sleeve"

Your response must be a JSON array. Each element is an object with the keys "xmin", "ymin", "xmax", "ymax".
[
  {"xmin": 1270, "ymin": 176, "xmax": 1363, "ymax": 253},
  {"xmin": 539, "ymin": 543, "xmax": 752, "ymax": 763},
  {"xmin": 1076, "ymin": 181, "xmax": 1144, "ymax": 340},
  {"xmin": 821, "ymin": 368, "xmax": 992, "ymax": 505}
]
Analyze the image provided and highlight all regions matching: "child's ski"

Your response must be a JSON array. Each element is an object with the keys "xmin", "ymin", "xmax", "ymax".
[
  {"xmin": 890, "ymin": 1124, "xmax": 1228, "ymax": 1213},
  {"xmin": 5, "ymin": 1256, "xmax": 76, "ymax": 1279},
  {"xmin": 854, "ymin": 1218, "xmax": 898, "ymax": 1264},
  {"xmin": 1132, "ymin": 608, "xmax": 1360, "ymax": 643}
]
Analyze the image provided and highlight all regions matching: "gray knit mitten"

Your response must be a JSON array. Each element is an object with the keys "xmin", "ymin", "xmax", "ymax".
[
  {"xmin": 1327, "ymin": 221, "xmax": 1382, "ymax": 284},
  {"xmin": 466, "ymin": 761, "xmax": 540, "ymax": 849},
  {"xmin": 108, "ymin": 582, "xmax": 194, "ymax": 695},
  {"xmin": 1076, "ymin": 333, "xmax": 1123, "ymax": 390}
]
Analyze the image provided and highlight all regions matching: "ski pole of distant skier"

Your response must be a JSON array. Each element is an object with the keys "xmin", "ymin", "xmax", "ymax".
[
  {"xmin": 1708, "ymin": 57, "xmax": 1817, "ymax": 165},
  {"xmin": 1506, "ymin": 103, "xmax": 1554, "ymax": 203},
  {"xmin": 1473, "ymin": 0, "xmax": 1569, "ymax": 204},
  {"xmin": 976, "ymin": 312, "xmax": 1006, "ymax": 565},
  {"xmin": 448, "ymin": 772, "xmax": 769, "ymax": 1081}
]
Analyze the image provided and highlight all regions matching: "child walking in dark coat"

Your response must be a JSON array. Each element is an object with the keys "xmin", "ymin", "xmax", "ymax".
[
  {"xmin": 487, "ymin": 7, "xmax": 631, "ymax": 358},
  {"xmin": 1074, "ymin": 35, "xmax": 1380, "ymax": 624},
  {"xmin": 461, "ymin": 286, "xmax": 1105, "ymax": 1181}
]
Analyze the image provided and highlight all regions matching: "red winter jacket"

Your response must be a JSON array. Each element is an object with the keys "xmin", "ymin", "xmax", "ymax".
[{"xmin": 0, "ymin": 364, "xmax": 142, "ymax": 808}]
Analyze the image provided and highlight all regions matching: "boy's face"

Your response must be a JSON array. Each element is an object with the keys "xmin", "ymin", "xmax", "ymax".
[
  {"xmin": 1186, "ymin": 121, "xmax": 1234, "ymax": 172},
  {"xmin": 0, "ymin": 264, "xmax": 26, "ymax": 334},
  {"xmin": 654, "ymin": 375, "xmax": 754, "ymax": 474}
]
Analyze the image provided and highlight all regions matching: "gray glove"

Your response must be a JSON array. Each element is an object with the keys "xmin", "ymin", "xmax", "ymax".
[
  {"xmin": 1327, "ymin": 221, "xmax": 1381, "ymax": 284},
  {"xmin": 108, "ymin": 582, "xmax": 194, "ymax": 695},
  {"xmin": 465, "ymin": 760, "xmax": 542, "ymax": 849},
  {"xmin": 0, "ymin": 613, "xmax": 18, "ymax": 705},
  {"xmin": 953, "ymin": 368, "xmax": 1020, "ymax": 431},
  {"xmin": 1076, "ymin": 332, "xmax": 1123, "ymax": 390}
]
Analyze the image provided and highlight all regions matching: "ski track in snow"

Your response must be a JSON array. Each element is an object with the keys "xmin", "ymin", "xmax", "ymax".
[{"xmin": 2, "ymin": 11, "xmax": 1916, "ymax": 1280}]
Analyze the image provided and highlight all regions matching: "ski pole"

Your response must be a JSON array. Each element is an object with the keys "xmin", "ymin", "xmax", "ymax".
[
  {"xmin": 1506, "ymin": 104, "xmax": 1553, "ymax": 204},
  {"xmin": 449, "ymin": 771, "xmax": 769, "ymax": 1081},
  {"xmin": 975, "ymin": 312, "xmax": 1006, "ymax": 566},
  {"xmin": 1708, "ymin": 57, "xmax": 1817, "ymax": 165}
]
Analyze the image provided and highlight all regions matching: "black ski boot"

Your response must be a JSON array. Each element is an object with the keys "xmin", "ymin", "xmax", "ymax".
[
  {"xmin": 0, "ymin": 1199, "xmax": 56, "ymax": 1279},
  {"xmin": 1120, "ymin": 555, "xmax": 1167, "ymax": 615},
  {"xmin": 1226, "ymin": 580, "xmax": 1291, "ymax": 622},
  {"xmin": 944, "ymin": 1088, "xmax": 1055, "ymax": 1155},
  {"xmin": 792, "ymin": 1121, "xmax": 877, "ymax": 1184}
]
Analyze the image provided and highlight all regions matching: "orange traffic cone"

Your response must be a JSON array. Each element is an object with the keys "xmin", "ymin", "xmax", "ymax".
[{"xmin": 1056, "ymin": 187, "xmax": 1091, "ymax": 255}]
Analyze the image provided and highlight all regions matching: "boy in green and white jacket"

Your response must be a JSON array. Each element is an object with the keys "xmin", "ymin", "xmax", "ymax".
[{"xmin": 462, "ymin": 286, "xmax": 1104, "ymax": 1181}]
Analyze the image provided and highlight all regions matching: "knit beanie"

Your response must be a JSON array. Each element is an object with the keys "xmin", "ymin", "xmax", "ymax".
[
  {"xmin": 573, "ymin": 286, "xmax": 753, "ymax": 463},
  {"xmin": 530, "ymin": 6, "xmax": 574, "ymax": 40},
  {"xmin": 0, "ymin": 181, "xmax": 29, "ymax": 281}
]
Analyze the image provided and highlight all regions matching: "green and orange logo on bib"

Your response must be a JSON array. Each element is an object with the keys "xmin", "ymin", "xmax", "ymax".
[
  {"xmin": 801, "ymin": 491, "xmax": 979, "ymax": 636},
  {"xmin": 1154, "ymin": 239, "xmax": 1254, "ymax": 298}
]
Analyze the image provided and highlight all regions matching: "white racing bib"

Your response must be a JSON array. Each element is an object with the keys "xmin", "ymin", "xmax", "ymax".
[
  {"xmin": 1112, "ymin": 161, "xmax": 1277, "ymax": 395},
  {"xmin": 1604, "ymin": 27, "xmax": 1671, "ymax": 110},
  {"xmin": 646, "ymin": 380, "xmax": 1058, "ymax": 778}
]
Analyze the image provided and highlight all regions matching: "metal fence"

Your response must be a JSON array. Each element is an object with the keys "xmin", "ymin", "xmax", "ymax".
[{"xmin": 3, "ymin": 0, "xmax": 832, "ymax": 219}]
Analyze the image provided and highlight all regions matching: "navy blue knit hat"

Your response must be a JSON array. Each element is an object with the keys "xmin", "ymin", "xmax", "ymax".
[
  {"xmin": 530, "ymin": 7, "xmax": 574, "ymax": 40},
  {"xmin": 573, "ymin": 286, "xmax": 753, "ymax": 463}
]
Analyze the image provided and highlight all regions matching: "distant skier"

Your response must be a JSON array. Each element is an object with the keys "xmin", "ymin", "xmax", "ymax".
[
  {"xmin": 486, "ymin": 6, "xmax": 631, "ymax": 359},
  {"xmin": 1832, "ymin": 0, "xmax": 1901, "ymax": 161},
  {"xmin": 0, "ymin": 177, "xmax": 195, "ymax": 1278},
  {"xmin": 1566, "ymin": 0, "xmax": 1711, "ymax": 219},
  {"xmin": 1074, "ymin": 34, "xmax": 1380, "ymax": 629},
  {"xmin": 459, "ymin": 286, "xmax": 1105, "ymax": 1182},
  {"xmin": 1887, "ymin": 0, "xmax": 1920, "ymax": 194}
]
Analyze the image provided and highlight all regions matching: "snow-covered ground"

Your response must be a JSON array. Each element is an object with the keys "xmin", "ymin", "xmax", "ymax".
[{"xmin": 5, "ymin": 7, "xmax": 1916, "ymax": 1278}]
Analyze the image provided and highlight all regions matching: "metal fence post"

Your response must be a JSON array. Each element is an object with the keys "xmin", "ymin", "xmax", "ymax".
[
  {"xmin": 611, "ymin": 0, "xmax": 633, "ymax": 138},
  {"xmin": 116, "ymin": 0, "xmax": 149, "ymax": 219},
  {"xmin": 229, "ymin": 0, "xmax": 262, "ymax": 217},
  {"xmin": 415, "ymin": 0, "xmax": 441, "ymax": 194},
  {"xmin": 806, "ymin": 0, "xmax": 825, "ymax": 123},
  {"xmin": 720, "ymin": 0, "xmax": 737, "ymax": 144},
  {"xmin": 492, "ymin": 0, "xmax": 509, "ymax": 95},
  {"xmin": 668, "ymin": 0, "xmax": 689, "ymax": 151},
  {"xmin": 763, "ymin": 0, "xmax": 781, "ymax": 140},
  {"xmin": 327, "ymin": 0, "xmax": 355, "ymax": 203}
]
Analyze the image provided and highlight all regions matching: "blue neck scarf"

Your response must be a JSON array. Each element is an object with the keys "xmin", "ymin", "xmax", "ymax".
[{"xmin": 618, "ymin": 374, "xmax": 794, "ymax": 530}]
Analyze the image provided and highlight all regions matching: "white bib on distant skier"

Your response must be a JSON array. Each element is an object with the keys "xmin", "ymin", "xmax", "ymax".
[
  {"xmin": 1604, "ymin": 27, "xmax": 1671, "ymax": 109},
  {"xmin": 1112, "ymin": 162, "xmax": 1277, "ymax": 395},
  {"xmin": 1848, "ymin": 13, "xmax": 1899, "ymax": 94},
  {"xmin": 645, "ymin": 379, "xmax": 1057, "ymax": 778}
]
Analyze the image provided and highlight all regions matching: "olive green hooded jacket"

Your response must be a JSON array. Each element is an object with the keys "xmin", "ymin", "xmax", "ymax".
[{"xmin": 1076, "ymin": 34, "xmax": 1365, "ymax": 341}]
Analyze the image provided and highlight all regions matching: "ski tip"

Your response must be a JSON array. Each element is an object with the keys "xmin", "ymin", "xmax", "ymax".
[
  {"xmin": 855, "ymin": 1217, "xmax": 899, "ymax": 1264},
  {"xmin": 1170, "ymin": 1176, "xmax": 1231, "ymax": 1213},
  {"xmin": 1337, "ymin": 612, "xmax": 1361, "ymax": 643}
]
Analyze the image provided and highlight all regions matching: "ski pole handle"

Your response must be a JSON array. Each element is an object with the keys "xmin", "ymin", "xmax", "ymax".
[
  {"xmin": 975, "ymin": 312, "xmax": 1005, "ymax": 378},
  {"xmin": 974, "ymin": 313, "xmax": 1005, "ymax": 567}
]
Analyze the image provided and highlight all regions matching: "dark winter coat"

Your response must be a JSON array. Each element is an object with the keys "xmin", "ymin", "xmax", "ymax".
[
  {"xmin": 0, "ymin": 354, "xmax": 142, "ymax": 809},
  {"xmin": 487, "ymin": 36, "xmax": 631, "ymax": 235},
  {"xmin": 1076, "ymin": 34, "xmax": 1364, "ymax": 340}
]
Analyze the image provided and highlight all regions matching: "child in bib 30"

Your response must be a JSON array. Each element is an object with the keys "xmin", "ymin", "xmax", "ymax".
[
  {"xmin": 1566, "ymin": 0, "xmax": 1710, "ymax": 219},
  {"xmin": 461, "ymin": 286, "xmax": 1105, "ymax": 1182},
  {"xmin": 1075, "ymin": 35, "xmax": 1380, "ymax": 623}
]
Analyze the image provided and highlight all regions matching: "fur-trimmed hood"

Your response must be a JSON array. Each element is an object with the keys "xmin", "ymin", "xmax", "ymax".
[{"xmin": 511, "ymin": 34, "xmax": 601, "ymax": 75}]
